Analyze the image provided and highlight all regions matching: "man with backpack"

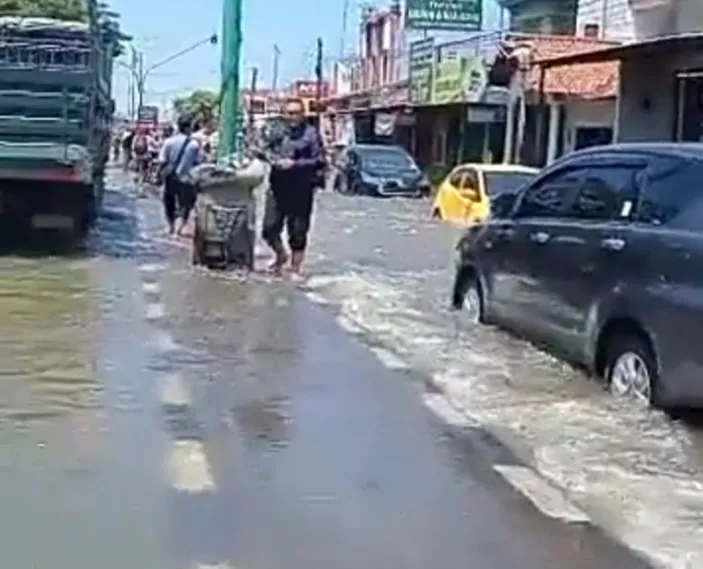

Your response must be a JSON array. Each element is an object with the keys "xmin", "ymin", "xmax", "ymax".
[
  {"xmin": 121, "ymin": 128, "xmax": 134, "ymax": 171},
  {"xmin": 132, "ymin": 128, "xmax": 150, "ymax": 184},
  {"xmin": 158, "ymin": 115, "xmax": 201, "ymax": 235}
]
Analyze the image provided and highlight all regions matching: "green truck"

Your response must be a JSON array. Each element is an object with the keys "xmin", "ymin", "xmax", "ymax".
[{"xmin": 0, "ymin": 1, "xmax": 118, "ymax": 236}]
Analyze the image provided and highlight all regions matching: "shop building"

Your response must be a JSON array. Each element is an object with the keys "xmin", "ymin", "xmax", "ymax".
[
  {"xmin": 325, "ymin": 2, "xmax": 406, "ymax": 147},
  {"xmin": 502, "ymin": 34, "xmax": 618, "ymax": 166},
  {"xmin": 538, "ymin": 0, "xmax": 703, "ymax": 144}
]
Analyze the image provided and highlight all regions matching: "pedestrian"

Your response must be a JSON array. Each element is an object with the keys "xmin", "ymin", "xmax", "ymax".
[
  {"xmin": 112, "ymin": 130, "xmax": 121, "ymax": 163},
  {"xmin": 262, "ymin": 97, "xmax": 324, "ymax": 276},
  {"xmin": 132, "ymin": 127, "xmax": 150, "ymax": 186},
  {"xmin": 157, "ymin": 115, "xmax": 201, "ymax": 236},
  {"xmin": 121, "ymin": 128, "xmax": 134, "ymax": 172}
]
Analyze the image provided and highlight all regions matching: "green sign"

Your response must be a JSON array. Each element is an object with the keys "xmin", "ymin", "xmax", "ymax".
[
  {"xmin": 432, "ymin": 56, "xmax": 488, "ymax": 105},
  {"xmin": 405, "ymin": 0, "xmax": 482, "ymax": 31},
  {"xmin": 408, "ymin": 38, "xmax": 435, "ymax": 105}
]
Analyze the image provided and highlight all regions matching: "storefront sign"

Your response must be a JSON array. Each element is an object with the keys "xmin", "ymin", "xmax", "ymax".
[
  {"xmin": 137, "ymin": 105, "xmax": 158, "ymax": 124},
  {"xmin": 481, "ymin": 85, "xmax": 508, "ymax": 106},
  {"xmin": 409, "ymin": 38, "xmax": 435, "ymax": 105},
  {"xmin": 395, "ymin": 111, "xmax": 416, "ymax": 126},
  {"xmin": 405, "ymin": 0, "xmax": 482, "ymax": 31},
  {"xmin": 371, "ymin": 83, "xmax": 409, "ymax": 109},
  {"xmin": 466, "ymin": 106, "xmax": 501, "ymax": 123},
  {"xmin": 350, "ymin": 94, "xmax": 372, "ymax": 111},
  {"xmin": 291, "ymin": 80, "xmax": 329, "ymax": 99},
  {"xmin": 432, "ymin": 56, "xmax": 488, "ymax": 105}
]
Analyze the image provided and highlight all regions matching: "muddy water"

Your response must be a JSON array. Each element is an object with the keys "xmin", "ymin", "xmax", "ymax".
[
  {"xmin": 0, "ymin": 259, "xmax": 103, "ymax": 463},
  {"xmin": 305, "ymin": 192, "xmax": 703, "ymax": 569},
  {"xmin": 0, "ymin": 184, "xmax": 169, "ymax": 569}
]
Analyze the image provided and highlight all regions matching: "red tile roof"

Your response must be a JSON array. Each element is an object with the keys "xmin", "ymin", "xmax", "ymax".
[{"xmin": 506, "ymin": 34, "xmax": 620, "ymax": 99}]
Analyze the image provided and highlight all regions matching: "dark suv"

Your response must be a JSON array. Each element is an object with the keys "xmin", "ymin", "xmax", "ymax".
[{"xmin": 451, "ymin": 143, "xmax": 703, "ymax": 410}]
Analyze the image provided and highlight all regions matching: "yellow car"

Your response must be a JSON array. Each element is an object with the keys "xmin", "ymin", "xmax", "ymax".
[{"xmin": 432, "ymin": 163, "xmax": 538, "ymax": 224}]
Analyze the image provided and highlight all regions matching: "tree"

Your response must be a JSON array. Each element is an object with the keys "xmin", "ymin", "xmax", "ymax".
[
  {"xmin": 173, "ymin": 89, "xmax": 219, "ymax": 123},
  {"xmin": 0, "ymin": 0, "xmax": 85, "ymax": 19},
  {"xmin": 0, "ymin": 0, "xmax": 129, "ymax": 56}
]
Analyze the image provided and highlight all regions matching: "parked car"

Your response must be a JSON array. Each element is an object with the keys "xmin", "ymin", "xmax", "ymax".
[
  {"xmin": 333, "ymin": 144, "xmax": 431, "ymax": 197},
  {"xmin": 432, "ymin": 163, "xmax": 538, "ymax": 224},
  {"xmin": 451, "ymin": 142, "xmax": 703, "ymax": 410}
]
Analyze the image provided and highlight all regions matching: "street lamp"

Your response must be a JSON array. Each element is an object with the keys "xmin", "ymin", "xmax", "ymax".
[{"xmin": 117, "ymin": 33, "xmax": 218, "ymax": 118}]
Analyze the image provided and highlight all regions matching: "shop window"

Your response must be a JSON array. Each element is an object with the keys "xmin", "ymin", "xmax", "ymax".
[
  {"xmin": 308, "ymin": 100, "xmax": 326, "ymax": 114},
  {"xmin": 250, "ymin": 99, "xmax": 265, "ymax": 114},
  {"xmin": 676, "ymin": 75, "xmax": 703, "ymax": 142},
  {"xmin": 583, "ymin": 23, "xmax": 600, "ymax": 38},
  {"xmin": 574, "ymin": 127, "xmax": 613, "ymax": 150}
]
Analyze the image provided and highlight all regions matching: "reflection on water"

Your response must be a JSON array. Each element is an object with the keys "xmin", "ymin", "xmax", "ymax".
[
  {"xmin": 0, "ymin": 258, "xmax": 102, "ymax": 464},
  {"xmin": 232, "ymin": 396, "xmax": 290, "ymax": 450}
]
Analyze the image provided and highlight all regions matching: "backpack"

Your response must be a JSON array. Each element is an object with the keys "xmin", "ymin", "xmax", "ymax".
[{"xmin": 134, "ymin": 135, "xmax": 147, "ymax": 154}]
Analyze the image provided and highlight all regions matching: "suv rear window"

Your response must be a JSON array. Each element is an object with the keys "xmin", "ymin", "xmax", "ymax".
[{"xmin": 638, "ymin": 159, "xmax": 703, "ymax": 228}]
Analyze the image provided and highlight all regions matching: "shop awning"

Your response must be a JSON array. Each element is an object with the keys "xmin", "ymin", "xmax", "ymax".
[{"xmin": 536, "ymin": 32, "xmax": 703, "ymax": 68}]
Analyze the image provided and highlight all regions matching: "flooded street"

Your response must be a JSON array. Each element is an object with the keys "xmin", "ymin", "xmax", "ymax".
[
  {"xmin": 305, "ymin": 191, "xmax": 703, "ymax": 569},
  {"xmin": 0, "ymin": 170, "xmax": 678, "ymax": 568}
]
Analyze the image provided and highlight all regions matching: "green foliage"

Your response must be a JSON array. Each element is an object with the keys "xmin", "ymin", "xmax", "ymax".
[
  {"xmin": 0, "ymin": 0, "xmax": 84, "ymax": 19},
  {"xmin": 173, "ymin": 89, "xmax": 219, "ymax": 122},
  {"xmin": 0, "ymin": 0, "xmax": 129, "ymax": 57}
]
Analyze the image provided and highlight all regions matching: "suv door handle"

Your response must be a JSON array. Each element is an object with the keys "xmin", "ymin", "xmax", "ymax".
[
  {"xmin": 496, "ymin": 226, "xmax": 515, "ymax": 238},
  {"xmin": 529, "ymin": 231, "xmax": 550, "ymax": 244},
  {"xmin": 601, "ymin": 237, "xmax": 625, "ymax": 251}
]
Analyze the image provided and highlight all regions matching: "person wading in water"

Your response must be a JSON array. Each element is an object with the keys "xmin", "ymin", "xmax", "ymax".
[
  {"xmin": 262, "ymin": 97, "xmax": 324, "ymax": 277},
  {"xmin": 158, "ymin": 115, "xmax": 201, "ymax": 236}
]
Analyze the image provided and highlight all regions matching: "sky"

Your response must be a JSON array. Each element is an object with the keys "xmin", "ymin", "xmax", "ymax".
[{"xmin": 111, "ymin": 0, "xmax": 504, "ymax": 115}]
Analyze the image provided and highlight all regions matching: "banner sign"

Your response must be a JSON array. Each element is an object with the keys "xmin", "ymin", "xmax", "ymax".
[
  {"xmin": 432, "ymin": 56, "xmax": 488, "ymax": 105},
  {"xmin": 405, "ymin": 0, "xmax": 482, "ymax": 31},
  {"xmin": 408, "ymin": 38, "xmax": 435, "ymax": 105},
  {"xmin": 137, "ymin": 105, "xmax": 158, "ymax": 124},
  {"xmin": 292, "ymin": 80, "xmax": 329, "ymax": 99}
]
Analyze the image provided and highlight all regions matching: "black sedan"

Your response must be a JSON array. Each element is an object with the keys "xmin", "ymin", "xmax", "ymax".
[{"xmin": 333, "ymin": 144, "xmax": 431, "ymax": 197}]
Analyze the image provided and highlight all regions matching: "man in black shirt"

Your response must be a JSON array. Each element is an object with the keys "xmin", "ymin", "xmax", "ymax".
[{"xmin": 262, "ymin": 98, "xmax": 324, "ymax": 276}]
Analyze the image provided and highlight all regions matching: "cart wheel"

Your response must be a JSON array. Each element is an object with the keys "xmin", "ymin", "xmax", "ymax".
[
  {"xmin": 244, "ymin": 227, "xmax": 255, "ymax": 270},
  {"xmin": 192, "ymin": 230, "xmax": 202, "ymax": 266}
]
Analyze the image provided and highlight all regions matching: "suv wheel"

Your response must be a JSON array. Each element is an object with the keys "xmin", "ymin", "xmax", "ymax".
[
  {"xmin": 605, "ymin": 335, "xmax": 657, "ymax": 406},
  {"xmin": 451, "ymin": 268, "xmax": 483, "ymax": 324}
]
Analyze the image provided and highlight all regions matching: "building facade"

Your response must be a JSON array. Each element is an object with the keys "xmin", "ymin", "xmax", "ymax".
[
  {"xmin": 543, "ymin": 0, "xmax": 703, "ymax": 144},
  {"xmin": 357, "ymin": 2, "xmax": 404, "ymax": 91},
  {"xmin": 576, "ymin": 0, "xmax": 635, "ymax": 40},
  {"xmin": 497, "ymin": 0, "xmax": 578, "ymax": 33},
  {"xmin": 576, "ymin": 0, "xmax": 703, "ymax": 42}
]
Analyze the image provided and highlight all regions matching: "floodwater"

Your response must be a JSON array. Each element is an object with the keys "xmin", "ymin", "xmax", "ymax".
[
  {"xmin": 0, "ymin": 170, "xmax": 665, "ymax": 568},
  {"xmin": 305, "ymin": 191, "xmax": 703, "ymax": 569}
]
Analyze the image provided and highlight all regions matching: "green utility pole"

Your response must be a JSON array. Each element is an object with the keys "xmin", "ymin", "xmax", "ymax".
[{"xmin": 218, "ymin": 0, "xmax": 243, "ymax": 160}]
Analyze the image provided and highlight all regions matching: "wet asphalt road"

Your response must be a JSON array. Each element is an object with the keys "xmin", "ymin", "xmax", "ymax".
[{"xmin": 0, "ymin": 170, "xmax": 661, "ymax": 568}]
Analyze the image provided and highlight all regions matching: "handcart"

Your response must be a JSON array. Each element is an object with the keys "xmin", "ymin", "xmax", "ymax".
[{"xmin": 191, "ymin": 159, "xmax": 266, "ymax": 270}]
